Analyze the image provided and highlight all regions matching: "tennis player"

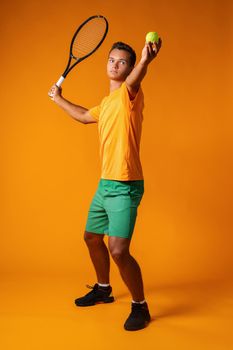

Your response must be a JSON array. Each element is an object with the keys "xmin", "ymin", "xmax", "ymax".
[{"xmin": 48, "ymin": 38, "xmax": 162, "ymax": 331}]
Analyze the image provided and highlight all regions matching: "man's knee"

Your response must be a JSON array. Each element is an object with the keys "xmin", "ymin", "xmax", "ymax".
[
  {"xmin": 84, "ymin": 230, "xmax": 104, "ymax": 246},
  {"xmin": 108, "ymin": 239, "xmax": 130, "ymax": 264},
  {"xmin": 110, "ymin": 248, "xmax": 130, "ymax": 265}
]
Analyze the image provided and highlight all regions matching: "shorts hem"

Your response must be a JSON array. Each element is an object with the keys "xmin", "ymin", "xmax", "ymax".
[{"xmin": 85, "ymin": 229, "xmax": 105, "ymax": 235}]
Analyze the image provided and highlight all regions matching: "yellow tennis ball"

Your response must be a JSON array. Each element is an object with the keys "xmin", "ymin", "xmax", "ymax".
[{"xmin": 146, "ymin": 32, "xmax": 159, "ymax": 44}]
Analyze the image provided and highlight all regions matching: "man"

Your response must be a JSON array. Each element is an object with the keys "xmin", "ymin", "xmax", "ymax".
[{"xmin": 48, "ymin": 38, "xmax": 162, "ymax": 331}]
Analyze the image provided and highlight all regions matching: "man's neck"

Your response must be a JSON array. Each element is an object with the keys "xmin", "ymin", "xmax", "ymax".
[{"xmin": 109, "ymin": 80, "xmax": 124, "ymax": 93}]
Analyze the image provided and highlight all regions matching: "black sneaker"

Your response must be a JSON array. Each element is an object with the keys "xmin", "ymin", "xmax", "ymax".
[
  {"xmin": 74, "ymin": 284, "xmax": 115, "ymax": 307},
  {"xmin": 124, "ymin": 302, "xmax": 151, "ymax": 331}
]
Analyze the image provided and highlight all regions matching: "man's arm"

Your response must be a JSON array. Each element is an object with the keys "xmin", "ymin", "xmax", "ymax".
[
  {"xmin": 126, "ymin": 39, "xmax": 162, "ymax": 98},
  {"xmin": 48, "ymin": 85, "xmax": 97, "ymax": 124}
]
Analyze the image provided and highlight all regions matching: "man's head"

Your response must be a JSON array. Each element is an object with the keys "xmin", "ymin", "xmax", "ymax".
[{"xmin": 107, "ymin": 42, "xmax": 136, "ymax": 81}]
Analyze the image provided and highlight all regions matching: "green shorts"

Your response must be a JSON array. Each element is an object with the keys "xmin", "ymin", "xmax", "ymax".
[{"xmin": 85, "ymin": 178, "xmax": 144, "ymax": 239}]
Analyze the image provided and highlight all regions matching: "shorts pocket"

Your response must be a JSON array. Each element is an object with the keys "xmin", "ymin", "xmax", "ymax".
[{"xmin": 129, "ymin": 181, "xmax": 144, "ymax": 207}]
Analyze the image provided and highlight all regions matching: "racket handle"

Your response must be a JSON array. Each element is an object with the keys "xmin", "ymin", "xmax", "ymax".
[{"xmin": 56, "ymin": 76, "xmax": 65, "ymax": 87}]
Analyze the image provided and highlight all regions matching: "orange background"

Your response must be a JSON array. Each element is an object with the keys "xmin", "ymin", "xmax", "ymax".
[{"xmin": 1, "ymin": 0, "xmax": 233, "ymax": 349}]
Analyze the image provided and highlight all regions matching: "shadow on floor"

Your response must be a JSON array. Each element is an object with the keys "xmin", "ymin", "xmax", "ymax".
[{"xmin": 115, "ymin": 277, "xmax": 233, "ymax": 320}]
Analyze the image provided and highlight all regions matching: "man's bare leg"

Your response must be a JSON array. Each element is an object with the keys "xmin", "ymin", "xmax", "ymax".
[
  {"xmin": 108, "ymin": 236, "xmax": 145, "ymax": 301},
  {"xmin": 84, "ymin": 231, "xmax": 110, "ymax": 284}
]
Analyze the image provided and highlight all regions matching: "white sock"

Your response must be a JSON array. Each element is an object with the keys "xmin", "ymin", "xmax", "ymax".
[
  {"xmin": 98, "ymin": 283, "xmax": 110, "ymax": 288},
  {"xmin": 132, "ymin": 299, "xmax": 146, "ymax": 304}
]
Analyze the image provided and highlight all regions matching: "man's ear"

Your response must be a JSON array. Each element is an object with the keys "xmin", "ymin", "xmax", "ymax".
[{"xmin": 128, "ymin": 65, "xmax": 134, "ymax": 75}]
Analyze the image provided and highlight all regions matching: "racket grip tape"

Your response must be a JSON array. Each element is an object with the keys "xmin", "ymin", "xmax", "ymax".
[{"xmin": 56, "ymin": 76, "xmax": 65, "ymax": 87}]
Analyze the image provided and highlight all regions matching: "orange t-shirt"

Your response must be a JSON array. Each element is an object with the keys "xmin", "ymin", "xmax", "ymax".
[{"xmin": 89, "ymin": 82, "xmax": 144, "ymax": 181}]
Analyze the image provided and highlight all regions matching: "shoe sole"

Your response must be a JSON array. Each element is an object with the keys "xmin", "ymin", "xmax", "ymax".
[
  {"xmin": 124, "ymin": 316, "xmax": 151, "ymax": 331},
  {"xmin": 75, "ymin": 296, "xmax": 115, "ymax": 307},
  {"xmin": 124, "ymin": 320, "xmax": 150, "ymax": 331}
]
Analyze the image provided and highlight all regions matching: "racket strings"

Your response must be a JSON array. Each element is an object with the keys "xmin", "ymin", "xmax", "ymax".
[{"xmin": 72, "ymin": 18, "xmax": 107, "ymax": 58}]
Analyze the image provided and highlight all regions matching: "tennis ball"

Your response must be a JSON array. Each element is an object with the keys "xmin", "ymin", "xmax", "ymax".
[{"xmin": 146, "ymin": 32, "xmax": 159, "ymax": 44}]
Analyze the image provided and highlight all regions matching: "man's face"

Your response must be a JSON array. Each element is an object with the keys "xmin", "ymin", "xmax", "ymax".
[{"xmin": 107, "ymin": 49, "xmax": 133, "ymax": 81}]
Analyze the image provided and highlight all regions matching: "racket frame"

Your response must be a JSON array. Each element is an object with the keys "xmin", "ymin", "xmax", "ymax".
[{"xmin": 56, "ymin": 15, "xmax": 108, "ymax": 87}]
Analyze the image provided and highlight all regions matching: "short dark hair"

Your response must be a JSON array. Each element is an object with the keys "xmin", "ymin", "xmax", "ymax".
[{"xmin": 109, "ymin": 42, "xmax": 136, "ymax": 67}]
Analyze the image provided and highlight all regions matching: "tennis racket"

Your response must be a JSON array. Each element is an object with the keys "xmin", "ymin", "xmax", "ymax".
[{"xmin": 56, "ymin": 15, "xmax": 108, "ymax": 87}]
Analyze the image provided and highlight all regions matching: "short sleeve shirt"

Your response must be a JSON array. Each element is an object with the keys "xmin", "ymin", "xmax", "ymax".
[{"xmin": 89, "ymin": 82, "xmax": 144, "ymax": 181}]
